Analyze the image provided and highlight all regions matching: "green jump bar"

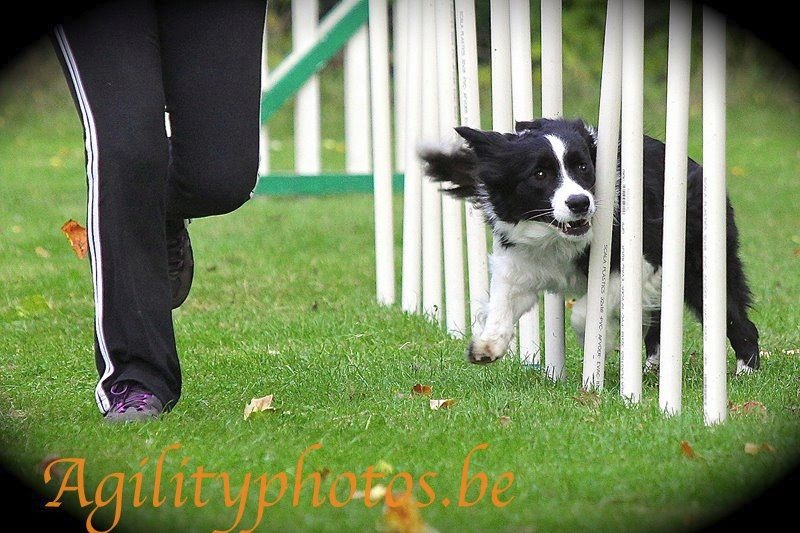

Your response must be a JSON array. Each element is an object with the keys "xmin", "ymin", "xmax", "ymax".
[
  {"xmin": 254, "ymin": 173, "xmax": 405, "ymax": 196},
  {"xmin": 261, "ymin": 0, "xmax": 369, "ymax": 123}
]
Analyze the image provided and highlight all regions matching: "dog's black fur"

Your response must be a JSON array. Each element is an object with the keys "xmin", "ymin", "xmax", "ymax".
[{"xmin": 420, "ymin": 117, "xmax": 760, "ymax": 372}]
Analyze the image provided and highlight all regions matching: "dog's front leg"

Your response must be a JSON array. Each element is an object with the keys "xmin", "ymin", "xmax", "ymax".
[{"xmin": 467, "ymin": 265, "xmax": 538, "ymax": 365}]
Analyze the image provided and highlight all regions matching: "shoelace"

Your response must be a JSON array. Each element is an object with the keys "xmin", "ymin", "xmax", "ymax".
[{"xmin": 110, "ymin": 384, "xmax": 154, "ymax": 413}]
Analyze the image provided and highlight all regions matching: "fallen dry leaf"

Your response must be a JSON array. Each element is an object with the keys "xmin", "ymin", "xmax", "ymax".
[
  {"xmin": 744, "ymin": 442, "xmax": 760, "ymax": 455},
  {"xmin": 383, "ymin": 492, "xmax": 427, "ymax": 533},
  {"xmin": 243, "ymin": 394, "xmax": 275, "ymax": 420},
  {"xmin": 61, "ymin": 219, "xmax": 88, "ymax": 259},
  {"xmin": 35, "ymin": 246, "xmax": 50, "ymax": 258},
  {"xmin": 680, "ymin": 440, "xmax": 701, "ymax": 459},
  {"xmin": 412, "ymin": 384, "xmax": 432, "ymax": 396},
  {"xmin": 744, "ymin": 442, "xmax": 775, "ymax": 455},
  {"xmin": 565, "ymin": 298, "xmax": 577, "ymax": 309},
  {"xmin": 374, "ymin": 459, "xmax": 394, "ymax": 475},
  {"xmin": 429, "ymin": 399, "xmax": 455, "ymax": 410},
  {"xmin": 574, "ymin": 388, "xmax": 601, "ymax": 409},
  {"xmin": 730, "ymin": 400, "xmax": 767, "ymax": 416},
  {"xmin": 499, "ymin": 415, "xmax": 511, "ymax": 426}
]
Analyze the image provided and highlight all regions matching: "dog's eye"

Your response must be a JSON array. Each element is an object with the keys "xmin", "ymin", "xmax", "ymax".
[
  {"xmin": 533, "ymin": 169, "xmax": 546, "ymax": 180},
  {"xmin": 578, "ymin": 163, "xmax": 588, "ymax": 173}
]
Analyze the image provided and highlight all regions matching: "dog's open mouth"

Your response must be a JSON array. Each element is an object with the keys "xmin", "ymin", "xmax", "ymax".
[{"xmin": 555, "ymin": 218, "xmax": 592, "ymax": 236}]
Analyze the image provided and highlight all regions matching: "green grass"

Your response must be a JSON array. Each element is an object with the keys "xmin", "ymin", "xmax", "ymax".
[{"xmin": 1, "ymin": 33, "xmax": 799, "ymax": 533}]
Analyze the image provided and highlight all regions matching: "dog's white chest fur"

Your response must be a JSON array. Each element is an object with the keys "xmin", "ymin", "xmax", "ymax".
[{"xmin": 491, "ymin": 220, "xmax": 588, "ymax": 295}]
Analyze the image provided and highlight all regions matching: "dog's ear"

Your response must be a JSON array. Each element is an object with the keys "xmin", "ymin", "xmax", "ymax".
[
  {"xmin": 569, "ymin": 119, "xmax": 598, "ymax": 162},
  {"xmin": 454, "ymin": 126, "xmax": 510, "ymax": 156}
]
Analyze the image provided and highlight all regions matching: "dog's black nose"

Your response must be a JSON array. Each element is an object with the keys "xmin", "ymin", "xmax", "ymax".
[{"xmin": 566, "ymin": 194, "xmax": 591, "ymax": 214}]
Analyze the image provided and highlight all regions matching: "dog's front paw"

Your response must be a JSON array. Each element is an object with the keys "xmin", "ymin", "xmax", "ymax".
[{"xmin": 466, "ymin": 338, "xmax": 508, "ymax": 364}]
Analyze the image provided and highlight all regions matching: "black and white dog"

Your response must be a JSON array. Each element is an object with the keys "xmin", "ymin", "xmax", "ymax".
[{"xmin": 419, "ymin": 118, "xmax": 760, "ymax": 374}]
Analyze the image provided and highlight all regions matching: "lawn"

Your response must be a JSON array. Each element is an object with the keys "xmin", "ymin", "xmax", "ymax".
[{"xmin": 1, "ymin": 19, "xmax": 799, "ymax": 533}]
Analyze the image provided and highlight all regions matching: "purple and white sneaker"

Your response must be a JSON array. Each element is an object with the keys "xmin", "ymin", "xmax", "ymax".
[{"xmin": 104, "ymin": 381, "xmax": 164, "ymax": 423}]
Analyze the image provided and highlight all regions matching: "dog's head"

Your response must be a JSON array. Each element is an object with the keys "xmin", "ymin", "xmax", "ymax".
[{"xmin": 421, "ymin": 118, "xmax": 598, "ymax": 245}]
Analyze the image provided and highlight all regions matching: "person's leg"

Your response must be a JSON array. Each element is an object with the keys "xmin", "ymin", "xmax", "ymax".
[
  {"xmin": 52, "ymin": 0, "xmax": 181, "ymax": 415},
  {"xmin": 157, "ymin": 0, "xmax": 266, "ymax": 220}
]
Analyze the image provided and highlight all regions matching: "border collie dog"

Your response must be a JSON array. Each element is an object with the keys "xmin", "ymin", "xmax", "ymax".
[{"xmin": 419, "ymin": 118, "xmax": 760, "ymax": 375}]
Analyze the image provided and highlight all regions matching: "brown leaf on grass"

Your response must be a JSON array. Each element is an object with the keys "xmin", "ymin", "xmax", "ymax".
[
  {"xmin": 793, "ymin": 248, "xmax": 800, "ymax": 257},
  {"xmin": 574, "ymin": 388, "xmax": 601, "ymax": 409},
  {"xmin": 744, "ymin": 442, "xmax": 776, "ymax": 455},
  {"xmin": 680, "ymin": 440, "xmax": 701, "ymax": 459},
  {"xmin": 383, "ymin": 492, "xmax": 428, "ymax": 533},
  {"xmin": 498, "ymin": 415, "xmax": 511, "ymax": 426},
  {"xmin": 61, "ymin": 219, "xmax": 88, "ymax": 259},
  {"xmin": 744, "ymin": 443, "xmax": 760, "ymax": 455},
  {"xmin": 730, "ymin": 400, "xmax": 767, "ymax": 416},
  {"xmin": 35, "ymin": 247, "xmax": 50, "ymax": 258},
  {"xmin": 429, "ymin": 399, "xmax": 455, "ymax": 410},
  {"xmin": 374, "ymin": 459, "xmax": 395, "ymax": 475},
  {"xmin": 243, "ymin": 394, "xmax": 275, "ymax": 420},
  {"xmin": 411, "ymin": 384, "xmax": 432, "ymax": 396}
]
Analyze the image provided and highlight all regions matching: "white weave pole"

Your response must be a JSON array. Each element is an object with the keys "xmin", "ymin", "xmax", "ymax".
[
  {"xmin": 541, "ymin": 0, "xmax": 566, "ymax": 381},
  {"xmin": 258, "ymin": 15, "xmax": 270, "ymax": 176},
  {"xmin": 401, "ymin": 0, "xmax": 424, "ymax": 313},
  {"xmin": 369, "ymin": 0, "xmax": 396, "ymax": 306},
  {"xmin": 421, "ymin": 0, "xmax": 443, "ymax": 323},
  {"xmin": 292, "ymin": 0, "xmax": 321, "ymax": 174},
  {"xmin": 490, "ymin": 0, "xmax": 513, "ymax": 134},
  {"xmin": 509, "ymin": 0, "xmax": 541, "ymax": 366},
  {"xmin": 435, "ymin": 0, "xmax": 467, "ymax": 338},
  {"xmin": 454, "ymin": 0, "xmax": 489, "ymax": 328},
  {"xmin": 620, "ymin": 0, "xmax": 644, "ymax": 403},
  {"xmin": 344, "ymin": 26, "xmax": 372, "ymax": 173},
  {"xmin": 392, "ymin": 0, "xmax": 408, "ymax": 172},
  {"xmin": 659, "ymin": 0, "xmax": 692, "ymax": 416},
  {"xmin": 702, "ymin": 6, "xmax": 728, "ymax": 426},
  {"xmin": 581, "ymin": 0, "xmax": 622, "ymax": 390},
  {"xmin": 489, "ymin": 0, "xmax": 513, "ymax": 350}
]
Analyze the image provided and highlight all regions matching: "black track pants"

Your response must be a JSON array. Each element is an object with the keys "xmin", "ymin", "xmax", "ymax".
[{"xmin": 52, "ymin": 0, "xmax": 266, "ymax": 413}]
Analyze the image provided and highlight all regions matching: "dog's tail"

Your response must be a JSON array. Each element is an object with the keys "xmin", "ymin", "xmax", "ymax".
[{"xmin": 417, "ymin": 141, "xmax": 479, "ymax": 201}]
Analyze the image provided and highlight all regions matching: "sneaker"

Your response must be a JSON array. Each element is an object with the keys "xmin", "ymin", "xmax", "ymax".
[
  {"xmin": 166, "ymin": 218, "xmax": 194, "ymax": 309},
  {"xmin": 104, "ymin": 381, "xmax": 164, "ymax": 423}
]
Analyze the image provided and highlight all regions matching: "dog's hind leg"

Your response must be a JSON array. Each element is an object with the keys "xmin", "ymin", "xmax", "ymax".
[
  {"xmin": 643, "ymin": 310, "xmax": 661, "ymax": 373},
  {"xmin": 683, "ymin": 261, "xmax": 760, "ymax": 375},
  {"xmin": 725, "ymin": 264, "xmax": 761, "ymax": 374}
]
